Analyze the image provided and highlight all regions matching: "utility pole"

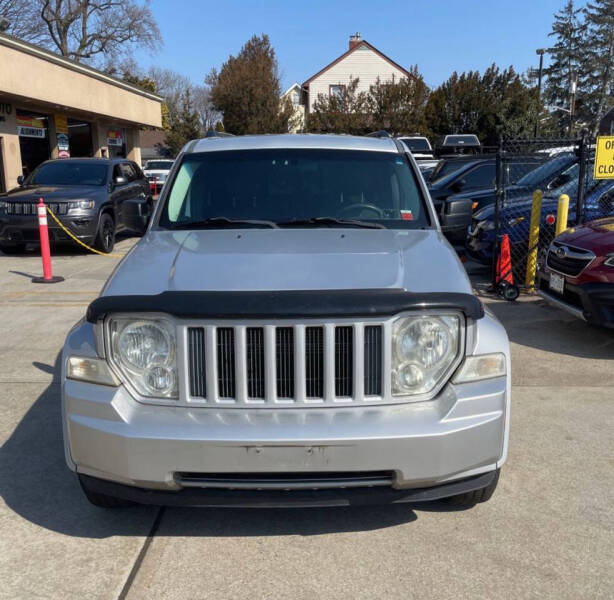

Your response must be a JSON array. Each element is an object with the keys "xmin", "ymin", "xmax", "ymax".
[
  {"xmin": 569, "ymin": 72, "xmax": 578, "ymax": 137},
  {"xmin": 534, "ymin": 49, "xmax": 547, "ymax": 138}
]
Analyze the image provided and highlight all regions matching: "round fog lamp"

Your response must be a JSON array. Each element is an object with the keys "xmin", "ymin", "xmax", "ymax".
[
  {"xmin": 396, "ymin": 363, "xmax": 424, "ymax": 390},
  {"xmin": 144, "ymin": 365, "xmax": 175, "ymax": 394}
]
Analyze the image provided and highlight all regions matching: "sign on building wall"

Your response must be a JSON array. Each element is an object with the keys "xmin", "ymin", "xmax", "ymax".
[
  {"xmin": 17, "ymin": 115, "xmax": 46, "ymax": 138},
  {"xmin": 107, "ymin": 129, "xmax": 123, "ymax": 146}
]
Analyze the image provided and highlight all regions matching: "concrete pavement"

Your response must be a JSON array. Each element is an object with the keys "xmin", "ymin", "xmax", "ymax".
[{"xmin": 0, "ymin": 246, "xmax": 612, "ymax": 599}]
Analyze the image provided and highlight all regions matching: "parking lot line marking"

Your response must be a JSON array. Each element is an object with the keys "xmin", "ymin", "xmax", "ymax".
[{"xmin": 117, "ymin": 507, "xmax": 166, "ymax": 600}]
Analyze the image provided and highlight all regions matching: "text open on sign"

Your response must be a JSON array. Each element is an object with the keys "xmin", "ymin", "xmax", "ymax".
[{"xmin": 594, "ymin": 136, "xmax": 614, "ymax": 179}]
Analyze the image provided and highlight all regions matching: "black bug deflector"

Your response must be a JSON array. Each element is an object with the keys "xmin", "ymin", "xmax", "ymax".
[{"xmin": 86, "ymin": 289, "xmax": 484, "ymax": 323}]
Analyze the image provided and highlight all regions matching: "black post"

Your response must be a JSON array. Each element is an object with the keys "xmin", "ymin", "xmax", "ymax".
[
  {"xmin": 575, "ymin": 131, "xmax": 588, "ymax": 226},
  {"xmin": 534, "ymin": 50, "xmax": 545, "ymax": 139},
  {"xmin": 491, "ymin": 137, "xmax": 504, "ymax": 289}
]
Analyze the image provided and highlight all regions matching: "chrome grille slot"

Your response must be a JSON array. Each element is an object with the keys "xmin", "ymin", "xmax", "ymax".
[
  {"xmin": 334, "ymin": 326, "xmax": 353, "ymax": 397},
  {"xmin": 275, "ymin": 327, "xmax": 294, "ymax": 398},
  {"xmin": 364, "ymin": 325, "xmax": 382, "ymax": 395},
  {"xmin": 216, "ymin": 328, "xmax": 236, "ymax": 398},
  {"xmin": 246, "ymin": 327, "xmax": 265, "ymax": 398},
  {"xmin": 188, "ymin": 327, "xmax": 206, "ymax": 398},
  {"xmin": 305, "ymin": 326, "xmax": 324, "ymax": 398}
]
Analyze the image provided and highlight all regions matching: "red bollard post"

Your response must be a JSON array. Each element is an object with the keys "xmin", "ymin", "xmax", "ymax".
[{"xmin": 32, "ymin": 198, "xmax": 64, "ymax": 284}]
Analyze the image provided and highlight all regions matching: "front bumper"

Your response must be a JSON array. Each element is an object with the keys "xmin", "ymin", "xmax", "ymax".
[
  {"xmin": 537, "ymin": 272, "xmax": 614, "ymax": 328},
  {"xmin": 0, "ymin": 214, "xmax": 97, "ymax": 244},
  {"xmin": 63, "ymin": 375, "xmax": 507, "ymax": 496}
]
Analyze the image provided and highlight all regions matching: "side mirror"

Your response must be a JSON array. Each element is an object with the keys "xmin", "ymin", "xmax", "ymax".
[
  {"xmin": 114, "ymin": 176, "xmax": 127, "ymax": 186},
  {"xmin": 17, "ymin": 175, "xmax": 24, "ymax": 186}
]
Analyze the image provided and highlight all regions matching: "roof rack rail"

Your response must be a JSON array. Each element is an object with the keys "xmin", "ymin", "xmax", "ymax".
[
  {"xmin": 366, "ymin": 130, "xmax": 392, "ymax": 139},
  {"xmin": 204, "ymin": 130, "xmax": 235, "ymax": 138}
]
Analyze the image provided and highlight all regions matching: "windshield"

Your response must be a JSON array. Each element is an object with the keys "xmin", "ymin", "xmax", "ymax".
[
  {"xmin": 159, "ymin": 149, "xmax": 430, "ymax": 229},
  {"xmin": 515, "ymin": 154, "xmax": 575, "ymax": 186},
  {"xmin": 145, "ymin": 161, "xmax": 174, "ymax": 170},
  {"xmin": 28, "ymin": 162, "xmax": 108, "ymax": 186},
  {"xmin": 400, "ymin": 138, "xmax": 431, "ymax": 152},
  {"xmin": 430, "ymin": 161, "xmax": 479, "ymax": 188}
]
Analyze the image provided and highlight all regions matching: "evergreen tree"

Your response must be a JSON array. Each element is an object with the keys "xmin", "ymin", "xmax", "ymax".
[
  {"xmin": 425, "ymin": 65, "xmax": 538, "ymax": 145},
  {"xmin": 207, "ymin": 35, "xmax": 293, "ymax": 135},
  {"xmin": 583, "ymin": 0, "xmax": 614, "ymax": 134},
  {"xmin": 544, "ymin": 0, "xmax": 586, "ymax": 136}
]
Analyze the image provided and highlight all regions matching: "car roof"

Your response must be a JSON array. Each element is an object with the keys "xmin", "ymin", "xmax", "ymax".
[
  {"xmin": 189, "ymin": 134, "xmax": 399, "ymax": 155},
  {"xmin": 40, "ymin": 157, "xmax": 126, "ymax": 165}
]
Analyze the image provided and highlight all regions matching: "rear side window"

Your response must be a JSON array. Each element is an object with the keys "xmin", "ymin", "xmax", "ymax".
[{"xmin": 160, "ymin": 149, "xmax": 431, "ymax": 229}]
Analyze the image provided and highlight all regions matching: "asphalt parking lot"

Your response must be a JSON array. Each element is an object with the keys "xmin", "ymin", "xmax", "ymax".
[{"xmin": 1, "ymin": 240, "xmax": 613, "ymax": 600}]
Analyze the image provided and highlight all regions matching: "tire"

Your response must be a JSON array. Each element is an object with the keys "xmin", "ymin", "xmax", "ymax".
[
  {"xmin": 94, "ymin": 212, "xmax": 115, "ymax": 253},
  {"xmin": 0, "ymin": 242, "xmax": 26, "ymax": 255},
  {"xmin": 444, "ymin": 470, "xmax": 500, "ymax": 508},
  {"xmin": 78, "ymin": 475, "xmax": 134, "ymax": 508}
]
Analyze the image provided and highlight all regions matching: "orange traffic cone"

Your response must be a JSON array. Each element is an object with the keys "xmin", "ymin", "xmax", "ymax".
[{"xmin": 496, "ymin": 234, "xmax": 514, "ymax": 285}]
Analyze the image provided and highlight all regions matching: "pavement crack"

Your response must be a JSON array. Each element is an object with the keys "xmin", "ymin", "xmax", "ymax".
[{"xmin": 117, "ymin": 506, "xmax": 165, "ymax": 600}]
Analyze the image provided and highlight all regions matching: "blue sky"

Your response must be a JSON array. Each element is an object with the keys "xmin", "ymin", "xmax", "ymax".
[{"xmin": 133, "ymin": 0, "xmax": 580, "ymax": 90}]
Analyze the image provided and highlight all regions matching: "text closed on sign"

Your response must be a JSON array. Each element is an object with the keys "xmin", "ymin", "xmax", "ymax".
[{"xmin": 594, "ymin": 136, "xmax": 614, "ymax": 179}]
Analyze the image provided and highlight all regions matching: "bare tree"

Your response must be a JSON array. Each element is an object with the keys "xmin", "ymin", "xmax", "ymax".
[
  {"xmin": 37, "ymin": 0, "xmax": 161, "ymax": 62},
  {"xmin": 0, "ymin": 0, "xmax": 47, "ymax": 43},
  {"xmin": 192, "ymin": 85, "xmax": 221, "ymax": 132}
]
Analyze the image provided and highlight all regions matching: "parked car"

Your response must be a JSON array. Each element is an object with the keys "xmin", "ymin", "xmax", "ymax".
[
  {"xmin": 62, "ymin": 133, "xmax": 510, "ymax": 509},
  {"xmin": 0, "ymin": 158, "xmax": 152, "ymax": 254},
  {"xmin": 466, "ymin": 173, "xmax": 614, "ymax": 266},
  {"xmin": 398, "ymin": 135, "xmax": 434, "ymax": 159},
  {"xmin": 429, "ymin": 156, "xmax": 547, "ymax": 243},
  {"xmin": 441, "ymin": 134, "xmax": 481, "ymax": 152},
  {"xmin": 536, "ymin": 217, "xmax": 614, "ymax": 328},
  {"xmin": 143, "ymin": 159, "xmax": 174, "ymax": 195},
  {"xmin": 447, "ymin": 152, "xmax": 577, "ymax": 215}
]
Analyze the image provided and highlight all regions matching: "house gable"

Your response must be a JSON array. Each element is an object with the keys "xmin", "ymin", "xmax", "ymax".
[{"xmin": 302, "ymin": 39, "xmax": 413, "ymax": 110}]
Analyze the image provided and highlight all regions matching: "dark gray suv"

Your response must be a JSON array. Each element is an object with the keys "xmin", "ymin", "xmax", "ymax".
[{"xmin": 0, "ymin": 158, "xmax": 153, "ymax": 254}]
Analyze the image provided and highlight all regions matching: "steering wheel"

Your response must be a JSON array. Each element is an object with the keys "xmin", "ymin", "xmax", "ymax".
[{"xmin": 337, "ymin": 203, "xmax": 384, "ymax": 218}]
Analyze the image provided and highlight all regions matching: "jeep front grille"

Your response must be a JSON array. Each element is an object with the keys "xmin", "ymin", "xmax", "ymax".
[
  {"xmin": 5, "ymin": 202, "xmax": 69, "ymax": 215},
  {"xmin": 185, "ymin": 323, "xmax": 385, "ymax": 406}
]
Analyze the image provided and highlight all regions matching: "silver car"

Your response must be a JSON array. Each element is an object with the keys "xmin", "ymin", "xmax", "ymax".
[{"xmin": 62, "ymin": 134, "xmax": 510, "ymax": 508}]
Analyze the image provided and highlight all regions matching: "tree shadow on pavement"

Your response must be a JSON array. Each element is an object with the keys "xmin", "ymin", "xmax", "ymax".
[{"xmin": 1, "ymin": 353, "xmax": 429, "ymax": 539}]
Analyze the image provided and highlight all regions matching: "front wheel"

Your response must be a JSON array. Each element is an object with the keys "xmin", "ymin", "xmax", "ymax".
[
  {"xmin": 94, "ymin": 213, "xmax": 115, "ymax": 253},
  {"xmin": 444, "ymin": 470, "xmax": 500, "ymax": 508}
]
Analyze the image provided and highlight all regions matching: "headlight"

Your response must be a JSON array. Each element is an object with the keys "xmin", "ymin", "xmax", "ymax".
[
  {"xmin": 604, "ymin": 254, "xmax": 614, "ymax": 267},
  {"xmin": 392, "ymin": 315, "xmax": 461, "ymax": 396},
  {"xmin": 69, "ymin": 200, "xmax": 95, "ymax": 211},
  {"xmin": 108, "ymin": 318, "xmax": 178, "ymax": 398},
  {"xmin": 508, "ymin": 216, "xmax": 525, "ymax": 227}
]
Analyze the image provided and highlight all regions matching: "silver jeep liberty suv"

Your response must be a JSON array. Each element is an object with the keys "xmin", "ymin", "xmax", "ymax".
[{"xmin": 62, "ymin": 133, "xmax": 510, "ymax": 508}]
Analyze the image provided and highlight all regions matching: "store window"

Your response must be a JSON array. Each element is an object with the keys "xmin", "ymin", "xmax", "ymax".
[
  {"xmin": 107, "ymin": 127, "xmax": 126, "ymax": 158},
  {"xmin": 68, "ymin": 118, "xmax": 93, "ymax": 157},
  {"xmin": 17, "ymin": 109, "xmax": 50, "ymax": 177}
]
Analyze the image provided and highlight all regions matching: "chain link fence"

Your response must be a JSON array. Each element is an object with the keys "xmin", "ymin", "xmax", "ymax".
[{"xmin": 491, "ymin": 136, "xmax": 593, "ymax": 290}]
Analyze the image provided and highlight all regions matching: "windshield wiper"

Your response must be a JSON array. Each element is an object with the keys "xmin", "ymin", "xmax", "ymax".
[
  {"xmin": 277, "ymin": 217, "xmax": 385, "ymax": 229},
  {"xmin": 170, "ymin": 217, "xmax": 279, "ymax": 230}
]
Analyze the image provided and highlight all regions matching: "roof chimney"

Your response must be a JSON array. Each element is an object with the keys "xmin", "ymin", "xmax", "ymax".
[{"xmin": 349, "ymin": 32, "xmax": 362, "ymax": 50}]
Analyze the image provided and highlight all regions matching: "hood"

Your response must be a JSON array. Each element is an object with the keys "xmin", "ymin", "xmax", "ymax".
[
  {"xmin": 474, "ymin": 195, "xmax": 561, "ymax": 222},
  {"xmin": 4, "ymin": 185, "xmax": 102, "ymax": 201},
  {"xmin": 103, "ymin": 229, "xmax": 472, "ymax": 297},
  {"xmin": 555, "ymin": 217, "xmax": 614, "ymax": 254}
]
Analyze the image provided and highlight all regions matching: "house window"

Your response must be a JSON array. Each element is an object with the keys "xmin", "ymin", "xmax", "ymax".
[
  {"xmin": 291, "ymin": 91, "xmax": 299, "ymax": 106},
  {"xmin": 329, "ymin": 85, "xmax": 346, "ymax": 100}
]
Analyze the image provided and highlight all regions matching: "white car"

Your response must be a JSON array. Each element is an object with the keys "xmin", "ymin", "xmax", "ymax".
[{"xmin": 142, "ymin": 159, "xmax": 174, "ymax": 193}]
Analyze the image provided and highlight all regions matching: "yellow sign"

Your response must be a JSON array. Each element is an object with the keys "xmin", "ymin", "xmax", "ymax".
[
  {"xmin": 54, "ymin": 114, "xmax": 68, "ymax": 134},
  {"xmin": 594, "ymin": 136, "xmax": 614, "ymax": 179}
]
